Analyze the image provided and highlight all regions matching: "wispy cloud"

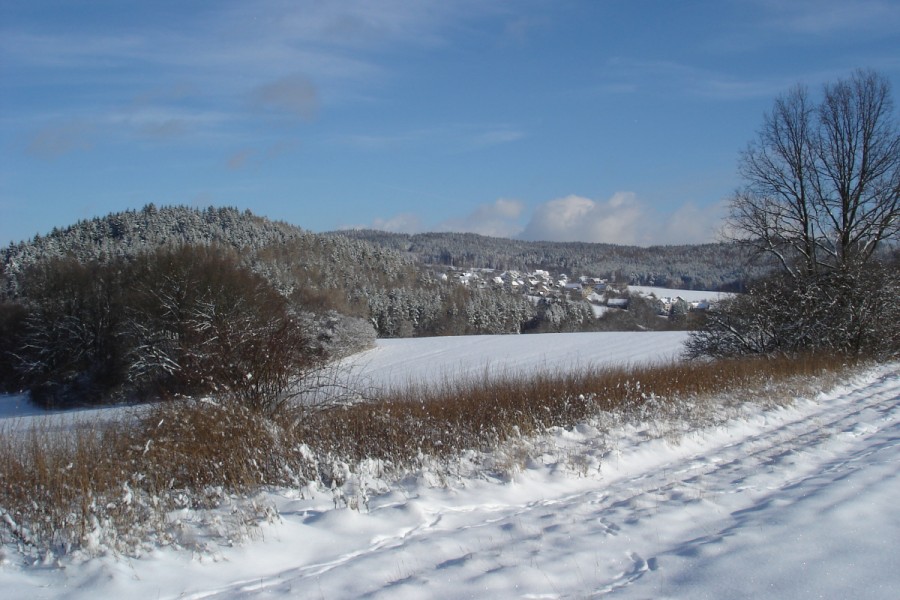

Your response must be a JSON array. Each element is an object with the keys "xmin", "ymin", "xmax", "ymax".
[
  {"xmin": 333, "ymin": 123, "xmax": 526, "ymax": 151},
  {"xmin": 137, "ymin": 119, "xmax": 187, "ymax": 139},
  {"xmin": 107, "ymin": 105, "xmax": 232, "ymax": 142},
  {"xmin": 249, "ymin": 74, "xmax": 319, "ymax": 121},
  {"xmin": 330, "ymin": 130, "xmax": 429, "ymax": 151},
  {"xmin": 226, "ymin": 149, "xmax": 254, "ymax": 171},
  {"xmin": 603, "ymin": 58, "xmax": 791, "ymax": 100},
  {"xmin": 473, "ymin": 128, "xmax": 527, "ymax": 146},
  {"xmin": 225, "ymin": 0, "xmax": 500, "ymax": 50},
  {"xmin": 593, "ymin": 82, "xmax": 638, "ymax": 95},
  {"xmin": 26, "ymin": 121, "xmax": 94, "ymax": 158},
  {"xmin": 0, "ymin": 31, "xmax": 148, "ymax": 69},
  {"xmin": 5, "ymin": 1, "xmax": 508, "ymax": 156},
  {"xmin": 701, "ymin": 0, "xmax": 900, "ymax": 60},
  {"xmin": 225, "ymin": 139, "xmax": 299, "ymax": 171},
  {"xmin": 754, "ymin": 0, "xmax": 900, "ymax": 35}
]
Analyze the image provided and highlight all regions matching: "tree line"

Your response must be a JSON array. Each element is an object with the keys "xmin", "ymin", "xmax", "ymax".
[{"xmin": 329, "ymin": 230, "xmax": 773, "ymax": 292}]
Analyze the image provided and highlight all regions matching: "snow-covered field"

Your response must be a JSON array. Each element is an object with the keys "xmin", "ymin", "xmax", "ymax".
[
  {"xmin": 2, "ymin": 333, "xmax": 899, "ymax": 599},
  {"xmin": 628, "ymin": 285, "xmax": 733, "ymax": 302},
  {"xmin": 341, "ymin": 331, "xmax": 691, "ymax": 391}
]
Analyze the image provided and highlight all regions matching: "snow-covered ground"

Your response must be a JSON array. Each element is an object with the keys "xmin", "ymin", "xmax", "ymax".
[
  {"xmin": 1, "ymin": 334, "xmax": 899, "ymax": 599},
  {"xmin": 628, "ymin": 285, "xmax": 733, "ymax": 302},
  {"xmin": 340, "ymin": 331, "xmax": 690, "ymax": 391}
]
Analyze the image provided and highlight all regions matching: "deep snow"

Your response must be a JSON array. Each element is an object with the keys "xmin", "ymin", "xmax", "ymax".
[{"xmin": 1, "ymin": 332, "xmax": 898, "ymax": 599}]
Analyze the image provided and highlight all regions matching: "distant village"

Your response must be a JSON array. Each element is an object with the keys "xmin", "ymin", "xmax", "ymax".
[{"xmin": 437, "ymin": 267, "xmax": 715, "ymax": 318}]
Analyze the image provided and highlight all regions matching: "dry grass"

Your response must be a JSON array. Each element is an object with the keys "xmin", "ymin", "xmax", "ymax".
[
  {"xmin": 297, "ymin": 352, "xmax": 852, "ymax": 464},
  {"xmin": 0, "ymin": 352, "xmax": 856, "ymax": 557}
]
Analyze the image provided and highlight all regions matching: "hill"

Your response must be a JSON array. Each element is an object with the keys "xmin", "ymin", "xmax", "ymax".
[
  {"xmin": 3, "ymin": 206, "xmax": 768, "ymax": 298},
  {"xmin": 1, "ymin": 205, "xmax": 414, "ymax": 298},
  {"xmin": 2, "ymin": 207, "xmax": 736, "ymax": 348},
  {"xmin": 330, "ymin": 230, "xmax": 773, "ymax": 291},
  {"xmin": 5, "ymin": 206, "xmax": 669, "ymax": 403}
]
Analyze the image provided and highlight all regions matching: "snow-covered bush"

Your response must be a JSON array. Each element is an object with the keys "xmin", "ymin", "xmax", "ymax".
[
  {"xmin": 5, "ymin": 246, "xmax": 334, "ymax": 410},
  {"xmin": 686, "ymin": 265, "xmax": 900, "ymax": 359},
  {"xmin": 309, "ymin": 311, "xmax": 377, "ymax": 359}
]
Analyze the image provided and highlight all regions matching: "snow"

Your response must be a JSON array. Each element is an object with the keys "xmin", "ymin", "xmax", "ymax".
[
  {"xmin": 340, "ymin": 331, "xmax": 690, "ymax": 391},
  {"xmin": 1, "ymin": 333, "xmax": 899, "ymax": 599},
  {"xmin": 628, "ymin": 285, "xmax": 732, "ymax": 303}
]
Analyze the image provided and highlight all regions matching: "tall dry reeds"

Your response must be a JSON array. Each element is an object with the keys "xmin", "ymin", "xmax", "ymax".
[
  {"xmin": 0, "ymin": 352, "xmax": 854, "ymax": 557},
  {"xmin": 296, "ymin": 352, "xmax": 850, "ymax": 463}
]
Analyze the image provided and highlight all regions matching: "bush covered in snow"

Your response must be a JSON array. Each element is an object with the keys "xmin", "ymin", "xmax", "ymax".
[{"xmin": 1, "ymin": 246, "xmax": 330, "ymax": 408}]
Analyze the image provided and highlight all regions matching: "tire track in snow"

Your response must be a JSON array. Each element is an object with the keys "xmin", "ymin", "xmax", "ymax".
[{"xmin": 170, "ymin": 366, "xmax": 900, "ymax": 599}]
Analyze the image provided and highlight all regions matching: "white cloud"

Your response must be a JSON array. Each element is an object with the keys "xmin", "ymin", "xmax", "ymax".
[
  {"xmin": 521, "ymin": 193, "xmax": 644, "ymax": 244},
  {"xmin": 342, "ymin": 194, "xmax": 724, "ymax": 245},
  {"xmin": 658, "ymin": 201, "xmax": 727, "ymax": 246},
  {"xmin": 520, "ymin": 193, "xmax": 724, "ymax": 246},
  {"xmin": 362, "ymin": 213, "xmax": 423, "ymax": 234},
  {"xmin": 437, "ymin": 198, "xmax": 525, "ymax": 238}
]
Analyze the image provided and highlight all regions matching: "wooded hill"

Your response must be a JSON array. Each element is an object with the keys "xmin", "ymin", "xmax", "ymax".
[
  {"xmin": 0, "ymin": 205, "xmax": 766, "ymax": 345},
  {"xmin": 0, "ymin": 205, "xmax": 758, "ymax": 404},
  {"xmin": 329, "ymin": 230, "xmax": 771, "ymax": 292},
  {"xmin": 1, "ymin": 204, "xmax": 411, "ymax": 297},
  {"xmin": 2, "ymin": 205, "xmax": 766, "ymax": 298}
]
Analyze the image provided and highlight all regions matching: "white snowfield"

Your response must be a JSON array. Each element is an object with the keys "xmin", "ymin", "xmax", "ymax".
[
  {"xmin": 627, "ymin": 285, "xmax": 733, "ymax": 303},
  {"xmin": 1, "ymin": 335, "xmax": 899, "ymax": 599},
  {"xmin": 341, "ymin": 331, "xmax": 691, "ymax": 391}
]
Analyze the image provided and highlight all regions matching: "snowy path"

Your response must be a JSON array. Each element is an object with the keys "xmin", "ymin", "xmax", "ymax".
[
  {"xmin": 175, "ymin": 366, "xmax": 900, "ymax": 599},
  {"xmin": 12, "ymin": 363, "xmax": 896, "ymax": 599}
]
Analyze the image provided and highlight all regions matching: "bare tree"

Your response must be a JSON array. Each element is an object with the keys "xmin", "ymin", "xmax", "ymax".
[
  {"xmin": 691, "ymin": 70, "xmax": 900, "ymax": 359},
  {"xmin": 729, "ymin": 69, "xmax": 900, "ymax": 277}
]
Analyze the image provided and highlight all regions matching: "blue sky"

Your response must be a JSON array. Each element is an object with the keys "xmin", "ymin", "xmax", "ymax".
[{"xmin": 2, "ymin": 1, "xmax": 899, "ymax": 247}]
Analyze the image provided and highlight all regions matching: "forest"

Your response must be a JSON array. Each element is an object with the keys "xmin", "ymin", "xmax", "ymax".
[
  {"xmin": 0, "ymin": 205, "xmax": 736, "ymax": 405},
  {"xmin": 331, "ymin": 229, "xmax": 773, "ymax": 291}
]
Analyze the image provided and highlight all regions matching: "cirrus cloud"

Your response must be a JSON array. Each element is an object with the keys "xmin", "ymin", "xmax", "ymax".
[
  {"xmin": 26, "ymin": 121, "xmax": 94, "ymax": 158},
  {"xmin": 250, "ymin": 74, "xmax": 319, "ymax": 120}
]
